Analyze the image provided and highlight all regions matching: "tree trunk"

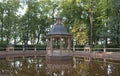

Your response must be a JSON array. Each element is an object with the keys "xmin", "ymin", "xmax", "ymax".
[
  {"xmin": 89, "ymin": 2, "xmax": 93, "ymax": 51},
  {"xmin": 1, "ymin": 10, "xmax": 4, "ymax": 44},
  {"xmin": 104, "ymin": 0, "xmax": 109, "ymax": 48},
  {"xmin": 52, "ymin": 9, "xmax": 55, "ymax": 24},
  {"xmin": 7, "ymin": 10, "xmax": 10, "ymax": 45},
  {"xmin": 37, "ymin": 32, "xmax": 40, "ymax": 44},
  {"xmin": 25, "ymin": 0, "xmax": 30, "ymax": 49},
  {"xmin": 116, "ymin": 22, "xmax": 120, "ymax": 47}
]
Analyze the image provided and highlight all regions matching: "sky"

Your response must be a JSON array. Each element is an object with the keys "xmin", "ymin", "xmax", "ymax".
[{"xmin": 17, "ymin": 2, "xmax": 27, "ymax": 16}]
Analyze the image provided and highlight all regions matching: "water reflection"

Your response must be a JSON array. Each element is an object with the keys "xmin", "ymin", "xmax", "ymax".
[
  {"xmin": 46, "ymin": 57, "xmax": 73, "ymax": 76},
  {"xmin": 0, "ymin": 57, "xmax": 46, "ymax": 76},
  {"xmin": 0, "ymin": 56, "xmax": 120, "ymax": 76}
]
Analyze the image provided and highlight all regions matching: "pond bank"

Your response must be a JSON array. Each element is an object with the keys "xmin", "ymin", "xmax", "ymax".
[
  {"xmin": 74, "ymin": 51, "xmax": 120, "ymax": 61},
  {"xmin": 0, "ymin": 51, "xmax": 120, "ymax": 61}
]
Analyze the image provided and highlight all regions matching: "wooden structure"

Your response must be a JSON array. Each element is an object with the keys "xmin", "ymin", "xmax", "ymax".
[{"xmin": 46, "ymin": 17, "xmax": 72, "ymax": 56}]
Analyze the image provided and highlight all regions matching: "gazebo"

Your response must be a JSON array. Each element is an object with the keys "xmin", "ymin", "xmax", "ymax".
[{"xmin": 46, "ymin": 17, "xmax": 72, "ymax": 57}]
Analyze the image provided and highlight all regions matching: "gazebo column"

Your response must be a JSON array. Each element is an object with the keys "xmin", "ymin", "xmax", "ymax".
[
  {"xmin": 70, "ymin": 38, "xmax": 71, "ymax": 50},
  {"xmin": 60, "ymin": 37, "xmax": 62, "ymax": 54},
  {"xmin": 56, "ymin": 37, "xmax": 59, "ymax": 49},
  {"xmin": 50, "ymin": 37, "xmax": 53, "ymax": 55},
  {"xmin": 68, "ymin": 38, "xmax": 71, "ymax": 52},
  {"xmin": 65, "ymin": 38, "xmax": 67, "ymax": 50}
]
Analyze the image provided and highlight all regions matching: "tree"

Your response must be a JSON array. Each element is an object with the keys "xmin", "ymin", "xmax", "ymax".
[
  {"xmin": 19, "ymin": 0, "xmax": 54, "ymax": 46},
  {"xmin": 0, "ymin": 0, "xmax": 20, "ymax": 46},
  {"xmin": 109, "ymin": 0, "xmax": 120, "ymax": 47},
  {"xmin": 60, "ymin": 0, "xmax": 87, "ymax": 45},
  {"xmin": 0, "ymin": 2, "xmax": 5, "ymax": 45},
  {"xmin": 71, "ymin": 19, "xmax": 88, "ymax": 45}
]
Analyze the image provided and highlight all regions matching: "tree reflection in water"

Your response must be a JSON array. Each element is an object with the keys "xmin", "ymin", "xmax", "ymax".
[{"xmin": 0, "ymin": 57, "xmax": 120, "ymax": 76}]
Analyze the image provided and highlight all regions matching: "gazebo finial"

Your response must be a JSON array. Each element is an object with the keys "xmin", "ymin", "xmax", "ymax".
[{"xmin": 55, "ymin": 16, "xmax": 62, "ymax": 24}]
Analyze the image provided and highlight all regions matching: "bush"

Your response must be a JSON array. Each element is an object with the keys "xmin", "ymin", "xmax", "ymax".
[
  {"xmin": 93, "ymin": 44, "xmax": 104, "ymax": 48},
  {"xmin": 93, "ymin": 44, "xmax": 104, "ymax": 52},
  {"xmin": 0, "ymin": 41, "xmax": 8, "ymax": 51}
]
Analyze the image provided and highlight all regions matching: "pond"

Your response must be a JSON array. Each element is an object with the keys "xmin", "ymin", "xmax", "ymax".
[{"xmin": 0, "ymin": 56, "xmax": 120, "ymax": 76}]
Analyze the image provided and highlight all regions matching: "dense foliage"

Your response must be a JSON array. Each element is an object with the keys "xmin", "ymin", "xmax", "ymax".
[{"xmin": 0, "ymin": 0, "xmax": 120, "ymax": 48}]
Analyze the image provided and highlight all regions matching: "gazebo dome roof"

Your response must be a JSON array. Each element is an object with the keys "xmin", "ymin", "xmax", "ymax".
[
  {"xmin": 47, "ymin": 24, "xmax": 69, "ymax": 35},
  {"xmin": 47, "ymin": 17, "xmax": 70, "ymax": 36}
]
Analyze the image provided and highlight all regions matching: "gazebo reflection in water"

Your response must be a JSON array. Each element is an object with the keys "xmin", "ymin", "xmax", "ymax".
[{"xmin": 46, "ymin": 59, "xmax": 73, "ymax": 76}]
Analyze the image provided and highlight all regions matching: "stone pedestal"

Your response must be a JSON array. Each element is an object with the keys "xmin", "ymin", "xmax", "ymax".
[{"xmin": 6, "ymin": 46, "xmax": 14, "ymax": 52}]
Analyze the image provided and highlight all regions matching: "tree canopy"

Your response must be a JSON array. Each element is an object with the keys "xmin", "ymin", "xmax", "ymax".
[{"xmin": 0, "ymin": 0, "xmax": 120, "ymax": 48}]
